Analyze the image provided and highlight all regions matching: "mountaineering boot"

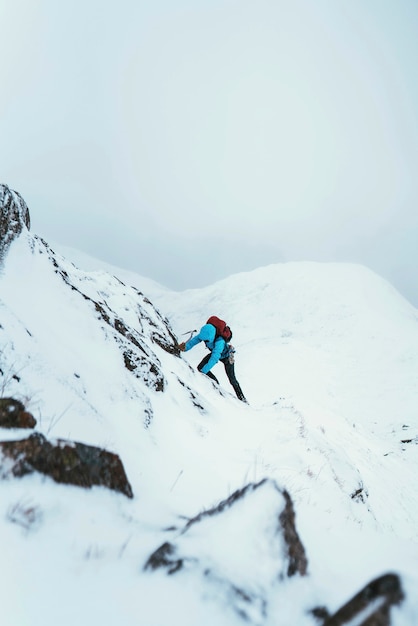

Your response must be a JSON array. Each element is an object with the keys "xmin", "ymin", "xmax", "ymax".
[{"xmin": 234, "ymin": 385, "xmax": 248, "ymax": 403}]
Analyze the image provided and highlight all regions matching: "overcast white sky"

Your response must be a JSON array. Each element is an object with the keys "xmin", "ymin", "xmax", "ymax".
[{"xmin": 1, "ymin": 0, "xmax": 417, "ymax": 305}]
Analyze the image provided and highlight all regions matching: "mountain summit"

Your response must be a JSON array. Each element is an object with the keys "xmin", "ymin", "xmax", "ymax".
[{"xmin": 1, "ymin": 187, "xmax": 417, "ymax": 625}]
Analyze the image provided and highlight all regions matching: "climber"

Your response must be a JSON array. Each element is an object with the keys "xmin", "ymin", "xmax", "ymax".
[{"xmin": 178, "ymin": 316, "xmax": 247, "ymax": 403}]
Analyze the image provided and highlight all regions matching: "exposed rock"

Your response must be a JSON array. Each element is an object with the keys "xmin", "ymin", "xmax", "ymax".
[
  {"xmin": 311, "ymin": 606, "xmax": 331, "ymax": 622},
  {"xmin": 0, "ymin": 398, "xmax": 37, "ymax": 429},
  {"xmin": 33, "ymin": 238, "xmax": 177, "ymax": 392},
  {"xmin": 280, "ymin": 488, "xmax": 308, "ymax": 576},
  {"xmin": 180, "ymin": 478, "xmax": 308, "ymax": 577},
  {"xmin": 145, "ymin": 479, "xmax": 307, "ymax": 622},
  {"xmin": 0, "ymin": 184, "xmax": 31, "ymax": 260},
  {"xmin": 123, "ymin": 349, "xmax": 164, "ymax": 391},
  {"xmin": 145, "ymin": 541, "xmax": 184, "ymax": 574},
  {"xmin": 152, "ymin": 332, "xmax": 181, "ymax": 355},
  {"xmin": 134, "ymin": 291, "xmax": 181, "ymax": 356},
  {"xmin": 351, "ymin": 482, "xmax": 369, "ymax": 503},
  {"xmin": 321, "ymin": 573, "xmax": 404, "ymax": 626},
  {"xmin": 176, "ymin": 377, "xmax": 206, "ymax": 413},
  {"xmin": 0, "ymin": 432, "xmax": 133, "ymax": 498}
]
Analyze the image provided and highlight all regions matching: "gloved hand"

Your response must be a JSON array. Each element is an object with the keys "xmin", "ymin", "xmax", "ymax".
[{"xmin": 178, "ymin": 342, "xmax": 186, "ymax": 352}]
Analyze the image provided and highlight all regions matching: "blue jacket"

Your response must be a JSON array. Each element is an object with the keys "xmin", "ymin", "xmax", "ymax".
[{"xmin": 185, "ymin": 324, "xmax": 230, "ymax": 374}]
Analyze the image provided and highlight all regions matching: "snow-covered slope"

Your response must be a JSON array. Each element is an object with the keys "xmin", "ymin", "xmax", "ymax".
[{"xmin": 1, "ymin": 187, "xmax": 418, "ymax": 625}]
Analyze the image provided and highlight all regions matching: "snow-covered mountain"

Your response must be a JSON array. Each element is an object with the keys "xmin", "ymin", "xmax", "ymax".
[{"xmin": 1, "ymin": 184, "xmax": 418, "ymax": 626}]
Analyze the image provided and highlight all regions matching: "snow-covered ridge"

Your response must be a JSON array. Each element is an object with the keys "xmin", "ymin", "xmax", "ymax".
[{"xmin": 1, "ymin": 188, "xmax": 418, "ymax": 625}]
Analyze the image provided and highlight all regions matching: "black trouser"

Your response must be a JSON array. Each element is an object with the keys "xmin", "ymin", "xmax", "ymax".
[{"xmin": 197, "ymin": 354, "xmax": 247, "ymax": 402}]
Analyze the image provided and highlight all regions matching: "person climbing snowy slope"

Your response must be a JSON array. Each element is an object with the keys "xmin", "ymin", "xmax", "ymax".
[{"xmin": 178, "ymin": 316, "xmax": 247, "ymax": 403}]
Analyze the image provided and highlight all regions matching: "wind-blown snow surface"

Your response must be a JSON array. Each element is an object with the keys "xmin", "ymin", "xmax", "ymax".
[{"xmin": 1, "ymin": 232, "xmax": 418, "ymax": 625}]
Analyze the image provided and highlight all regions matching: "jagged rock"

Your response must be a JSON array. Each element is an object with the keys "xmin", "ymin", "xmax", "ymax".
[
  {"xmin": 152, "ymin": 332, "xmax": 181, "ymax": 355},
  {"xmin": 145, "ymin": 479, "xmax": 307, "ymax": 622},
  {"xmin": 35, "ymin": 238, "xmax": 175, "ymax": 392},
  {"xmin": 0, "ymin": 432, "xmax": 133, "ymax": 498},
  {"xmin": 134, "ymin": 291, "xmax": 181, "ymax": 356},
  {"xmin": 279, "ymin": 488, "xmax": 309, "ymax": 576},
  {"xmin": 0, "ymin": 398, "xmax": 36, "ymax": 429},
  {"xmin": 321, "ymin": 573, "xmax": 404, "ymax": 625},
  {"xmin": 123, "ymin": 348, "xmax": 164, "ymax": 390},
  {"xmin": 145, "ymin": 542, "xmax": 184, "ymax": 574},
  {"xmin": 0, "ymin": 184, "xmax": 31, "ymax": 260},
  {"xmin": 176, "ymin": 377, "xmax": 206, "ymax": 413}
]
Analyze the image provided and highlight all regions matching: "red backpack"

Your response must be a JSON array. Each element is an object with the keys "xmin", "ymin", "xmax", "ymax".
[{"xmin": 206, "ymin": 316, "xmax": 232, "ymax": 341}]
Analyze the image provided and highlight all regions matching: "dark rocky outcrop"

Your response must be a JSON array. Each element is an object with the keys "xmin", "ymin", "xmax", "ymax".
[
  {"xmin": 145, "ymin": 541, "xmax": 184, "ymax": 575},
  {"xmin": 145, "ymin": 479, "xmax": 307, "ymax": 622},
  {"xmin": 146, "ymin": 478, "xmax": 308, "ymax": 578},
  {"xmin": 176, "ymin": 377, "xmax": 206, "ymax": 413},
  {"xmin": 0, "ymin": 184, "xmax": 31, "ymax": 260},
  {"xmin": 0, "ymin": 432, "xmax": 133, "ymax": 498},
  {"xmin": 34, "ymin": 238, "xmax": 178, "ymax": 392},
  {"xmin": 184, "ymin": 478, "xmax": 308, "ymax": 576},
  {"xmin": 280, "ymin": 488, "xmax": 309, "ymax": 576},
  {"xmin": 0, "ymin": 398, "xmax": 36, "ymax": 429},
  {"xmin": 134, "ymin": 291, "xmax": 181, "ymax": 356},
  {"xmin": 316, "ymin": 573, "xmax": 404, "ymax": 626},
  {"xmin": 123, "ymin": 348, "xmax": 164, "ymax": 391}
]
